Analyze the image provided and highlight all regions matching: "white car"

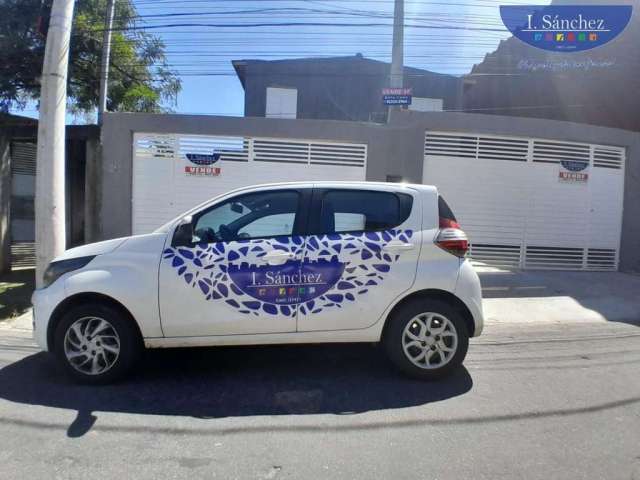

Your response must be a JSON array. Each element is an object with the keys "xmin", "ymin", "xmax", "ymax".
[{"xmin": 32, "ymin": 182, "xmax": 483, "ymax": 383}]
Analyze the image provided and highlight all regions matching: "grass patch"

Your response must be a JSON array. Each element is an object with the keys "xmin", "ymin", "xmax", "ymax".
[{"xmin": 0, "ymin": 269, "xmax": 35, "ymax": 321}]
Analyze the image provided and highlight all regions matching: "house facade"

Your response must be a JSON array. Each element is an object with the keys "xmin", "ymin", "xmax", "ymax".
[{"xmin": 232, "ymin": 55, "xmax": 463, "ymax": 122}]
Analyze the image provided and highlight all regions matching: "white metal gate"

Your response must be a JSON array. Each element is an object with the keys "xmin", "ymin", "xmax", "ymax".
[
  {"xmin": 423, "ymin": 132, "xmax": 625, "ymax": 270},
  {"xmin": 132, "ymin": 133, "xmax": 367, "ymax": 234}
]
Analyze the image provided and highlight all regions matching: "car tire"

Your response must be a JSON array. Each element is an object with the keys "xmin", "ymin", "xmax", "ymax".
[
  {"xmin": 384, "ymin": 298, "xmax": 469, "ymax": 380},
  {"xmin": 53, "ymin": 303, "xmax": 142, "ymax": 384}
]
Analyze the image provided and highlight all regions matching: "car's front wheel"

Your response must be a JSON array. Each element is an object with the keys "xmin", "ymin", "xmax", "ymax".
[
  {"xmin": 384, "ymin": 298, "xmax": 469, "ymax": 380},
  {"xmin": 53, "ymin": 303, "xmax": 141, "ymax": 384}
]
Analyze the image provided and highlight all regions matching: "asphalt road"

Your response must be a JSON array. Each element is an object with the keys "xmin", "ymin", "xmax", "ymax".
[{"xmin": 0, "ymin": 320, "xmax": 639, "ymax": 480}]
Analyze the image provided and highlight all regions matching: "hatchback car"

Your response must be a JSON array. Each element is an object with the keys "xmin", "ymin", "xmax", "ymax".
[{"xmin": 32, "ymin": 182, "xmax": 483, "ymax": 383}]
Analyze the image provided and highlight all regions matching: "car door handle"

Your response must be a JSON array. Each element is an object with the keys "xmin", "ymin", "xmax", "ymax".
[
  {"xmin": 262, "ymin": 250, "xmax": 296, "ymax": 265},
  {"xmin": 383, "ymin": 240, "xmax": 415, "ymax": 251}
]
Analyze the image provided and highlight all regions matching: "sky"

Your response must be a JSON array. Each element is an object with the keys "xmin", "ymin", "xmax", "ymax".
[
  {"xmin": 134, "ymin": 0, "xmax": 535, "ymax": 117},
  {"xmin": 15, "ymin": 0, "xmax": 548, "ymax": 121}
]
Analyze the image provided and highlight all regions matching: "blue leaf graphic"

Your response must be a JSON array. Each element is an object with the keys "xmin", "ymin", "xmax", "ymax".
[{"xmin": 263, "ymin": 303, "xmax": 278, "ymax": 315}]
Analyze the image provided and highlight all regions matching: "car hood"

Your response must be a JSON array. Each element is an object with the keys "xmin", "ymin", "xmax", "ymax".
[{"xmin": 53, "ymin": 237, "xmax": 129, "ymax": 262}]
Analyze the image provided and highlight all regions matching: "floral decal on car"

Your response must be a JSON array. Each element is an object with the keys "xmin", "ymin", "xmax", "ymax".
[{"xmin": 162, "ymin": 229, "xmax": 413, "ymax": 317}]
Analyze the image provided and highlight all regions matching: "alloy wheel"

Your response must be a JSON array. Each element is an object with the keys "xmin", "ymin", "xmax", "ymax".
[
  {"xmin": 402, "ymin": 312, "xmax": 458, "ymax": 369},
  {"xmin": 63, "ymin": 316, "xmax": 121, "ymax": 375}
]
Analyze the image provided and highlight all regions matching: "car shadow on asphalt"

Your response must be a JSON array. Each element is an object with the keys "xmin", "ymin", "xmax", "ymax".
[{"xmin": 0, "ymin": 343, "xmax": 472, "ymax": 437}]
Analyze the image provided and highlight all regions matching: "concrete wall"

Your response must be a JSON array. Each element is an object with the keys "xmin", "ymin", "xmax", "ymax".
[{"xmin": 99, "ymin": 111, "xmax": 640, "ymax": 272}]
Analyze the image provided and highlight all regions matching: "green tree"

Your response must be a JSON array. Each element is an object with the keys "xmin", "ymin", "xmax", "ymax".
[{"xmin": 0, "ymin": 0, "xmax": 181, "ymax": 114}]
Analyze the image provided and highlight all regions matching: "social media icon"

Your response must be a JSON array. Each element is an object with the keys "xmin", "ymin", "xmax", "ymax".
[
  {"xmin": 545, "ymin": 33, "xmax": 553, "ymax": 41},
  {"xmin": 299, "ymin": 287, "xmax": 306, "ymax": 294},
  {"xmin": 589, "ymin": 33, "xmax": 598, "ymax": 41},
  {"xmin": 258, "ymin": 288, "xmax": 266, "ymax": 296},
  {"xmin": 556, "ymin": 33, "xmax": 564, "ymax": 42},
  {"xmin": 567, "ymin": 32, "xmax": 575, "ymax": 41},
  {"xmin": 578, "ymin": 32, "xmax": 586, "ymax": 41},
  {"xmin": 278, "ymin": 288, "xmax": 286, "ymax": 296},
  {"xmin": 309, "ymin": 286, "xmax": 316, "ymax": 294},
  {"xmin": 533, "ymin": 32, "xmax": 542, "ymax": 41}
]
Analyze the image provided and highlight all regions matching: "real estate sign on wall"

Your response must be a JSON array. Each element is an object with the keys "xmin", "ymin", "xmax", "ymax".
[
  {"xmin": 559, "ymin": 159, "xmax": 589, "ymax": 183},
  {"xmin": 382, "ymin": 87, "xmax": 412, "ymax": 106}
]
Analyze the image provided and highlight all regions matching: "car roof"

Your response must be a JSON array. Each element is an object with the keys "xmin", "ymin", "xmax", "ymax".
[{"xmin": 233, "ymin": 181, "xmax": 437, "ymax": 192}]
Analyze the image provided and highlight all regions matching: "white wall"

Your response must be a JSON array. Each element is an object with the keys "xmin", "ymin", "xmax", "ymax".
[{"xmin": 410, "ymin": 97, "xmax": 443, "ymax": 112}]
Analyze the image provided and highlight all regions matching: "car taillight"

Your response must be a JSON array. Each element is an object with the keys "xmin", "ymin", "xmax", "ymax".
[
  {"xmin": 436, "ymin": 224, "xmax": 469, "ymax": 258},
  {"xmin": 439, "ymin": 217, "xmax": 461, "ymax": 229}
]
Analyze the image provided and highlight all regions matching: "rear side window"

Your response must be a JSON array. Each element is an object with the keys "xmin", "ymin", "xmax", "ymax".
[
  {"xmin": 319, "ymin": 189, "xmax": 413, "ymax": 234},
  {"xmin": 438, "ymin": 195, "xmax": 460, "ymax": 228},
  {"xmin": 438, "ymin": 195, "xmax": 457, "ymax": 222}
]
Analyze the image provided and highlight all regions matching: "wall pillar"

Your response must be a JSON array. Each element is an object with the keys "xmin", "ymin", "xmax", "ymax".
[
  {"xmin": 0, "ymin": 135, "xmax": 11, "ymax": 273},
  {"xmin": 84, "ymin": 138, "xmax": 100, "ymax": 244}
]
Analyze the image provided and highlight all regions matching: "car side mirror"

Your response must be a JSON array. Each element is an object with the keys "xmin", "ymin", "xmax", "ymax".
[{"xmin": 172, "ymin": 216, "xmax": 194, "ymax": 247}]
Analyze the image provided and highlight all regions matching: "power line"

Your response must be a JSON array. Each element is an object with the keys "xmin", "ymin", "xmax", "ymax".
[{"xmin": 80, "ymin": 21, "xmax": 507, "ymax": 35}]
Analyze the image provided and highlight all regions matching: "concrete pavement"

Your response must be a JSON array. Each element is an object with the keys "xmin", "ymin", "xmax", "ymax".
[
  {"xmin": 479, "ymin": 268, "xmax": 640, "ymax": 325},
  {"xmin": 1, "ymin": 309, "xmax": 640, "ymax": 478}
]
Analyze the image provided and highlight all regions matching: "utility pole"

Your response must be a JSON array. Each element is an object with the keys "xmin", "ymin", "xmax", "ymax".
[
  {"xmin": 390, "ymin": 0, "xmax": 404, "ymax": 89},
  {"xmin": 35, "ymin": 0, "xmax": 76, "ymax": 287},
  {"xmin": 97, "ymin": 0, "xmax": 116, "ymax": 124},
  {"xmin": 388, "ymin": 0, "xmax": 404, "ymax": 119}
]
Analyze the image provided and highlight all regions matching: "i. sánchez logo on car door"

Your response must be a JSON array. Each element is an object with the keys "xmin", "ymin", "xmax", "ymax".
[{"xmin": 228, "ymin": 258, "xmax": 346, "ymax": 305}]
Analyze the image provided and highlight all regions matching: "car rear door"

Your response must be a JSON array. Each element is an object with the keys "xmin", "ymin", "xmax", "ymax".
[
  {"xmin": 296, "ymin": 185, "xmax": 422, "ymax": 332},
  {"xmin": 159, "ymin": 187, "xmax": 310, "ymax": 337}
]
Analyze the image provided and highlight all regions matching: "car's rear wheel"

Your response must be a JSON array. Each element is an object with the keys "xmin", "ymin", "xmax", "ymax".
[
  {"xmin": 53, "ymin": 303, "xmax": 141, "ymax": 384},
  {"xmin": 384, "ymin": 298, "xmax": 469, "ymax": 380}
]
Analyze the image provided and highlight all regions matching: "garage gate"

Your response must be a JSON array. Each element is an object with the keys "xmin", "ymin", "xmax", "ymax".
[
  {"xmin": 424, "ymin": 132, "xmax": 625, "ymax": 270},
  {"xmin": 132, "ymin": 133, "xmax": 367, "ymax": 235}
]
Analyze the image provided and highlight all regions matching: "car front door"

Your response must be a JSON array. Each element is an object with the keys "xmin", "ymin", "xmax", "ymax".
[
  {"xmin": 159, "ymin": 187, "xmax": 310, "ymax": 337},
  {"xmin": 296, "ymin": 186, "xmax": 422, "ymax": 332}
]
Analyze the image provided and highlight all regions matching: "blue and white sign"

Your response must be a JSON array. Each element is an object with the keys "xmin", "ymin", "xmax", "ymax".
[
  {"xmin": 500, "ymin": 5, "xmax": 632, "ymax": 52},
  {"xmin": 383, "ymin": 87, "xmax": 413, "ymax": 106},
  {"xmin": 186, "ymin": 152, "xmax": 221, "ymax": 165},
  {"xmin": 559, "ymin": 159, "xmax": 589, "ymax": 183}
]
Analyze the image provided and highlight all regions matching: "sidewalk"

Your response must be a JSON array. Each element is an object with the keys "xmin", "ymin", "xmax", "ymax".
[
  {"xmin": 479, "ymin": 267, "xmax": 640, "ymax": 325},
  {"xmin": 0, "ymin": 311, "xmax": 32, "ymax": 332}
]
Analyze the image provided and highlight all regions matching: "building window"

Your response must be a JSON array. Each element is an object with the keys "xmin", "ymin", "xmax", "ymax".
[
  {"xmin": 409, "ymin": 97, "xmax": 443, "ymax": 112},
  {"xmin": 266, "ymin": 87, "xmax": 298, "ymax": 119}
]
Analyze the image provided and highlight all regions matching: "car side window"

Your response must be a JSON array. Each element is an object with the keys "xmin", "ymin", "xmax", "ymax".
[
  {"xmin": 192, "ymin": 190, "xmax": 300, "ymax": 243},
  {"xmin": 319, "ymin": 189, "xmax": 412, "ymax": 234}
]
